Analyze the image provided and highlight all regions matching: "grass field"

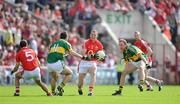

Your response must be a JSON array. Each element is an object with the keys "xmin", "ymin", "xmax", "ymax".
[{"xmin": 0, "ymin": 85, "xmax": 180, "ymax": 104}]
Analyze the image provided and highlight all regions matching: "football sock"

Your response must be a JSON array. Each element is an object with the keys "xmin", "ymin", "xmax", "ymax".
[
  {"xmin": 119, "ymin": 86, "xmax": 123, "ymax": 91},
  {"xmin": 89, "ymin": 86, "xmax": 94, "ymax": 93},
  {"xmin": 15, "ymin": 86, "xmax": 20, "ymax": 94},
  {"xmin": 145, "ymin": 80, "xmax": 151, "ymax": 87},
  {"xmin": 52, "ymin": 88, "xmax": 55, "ymax": 93},
  {"xmin": 60, "ymin": 82, "xmax": 65, "ymax": 88},
  {"xmin": 140, "ymin": 80, "xmax": 145, "ymax": 85}
]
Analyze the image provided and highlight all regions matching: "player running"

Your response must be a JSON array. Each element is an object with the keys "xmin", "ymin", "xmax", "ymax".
[
  {"xmin": 47, "ymin": 31, "xmax": 89, "ymax": 96},
  {"xmin": 78, "ymin": 30, "xmax": 104, "ymax": 96},
  {"xmin": 112, "ymin": 39, "xmax": 148, "ymax": 95},
  {"xmin": 134, "ymin": 31, "xmax": 163, "ymax": 91},
  {"xmin": 11, "ymin": 40, "xmax": 52, "ymax": 96}
]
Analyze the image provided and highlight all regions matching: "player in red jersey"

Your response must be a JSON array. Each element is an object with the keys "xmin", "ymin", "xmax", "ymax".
[
  {"xmin": 11, "ymin": 40, "xmax": 52, "ymax": 96},
  {"xmin": 134, "ymin": 31, "xmax": 163, "ymax": 91},
  {"xmin": 78, "ymin": 30, "xmax": 104, "ymax": 96}
]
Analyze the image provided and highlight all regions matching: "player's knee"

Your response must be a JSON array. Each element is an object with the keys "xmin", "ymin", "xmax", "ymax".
[
  {"xmin": 15, "ymin": 73, "xmax": 21, "ymax": 79},
  {"xmin": 121, "ymin": 71, "xmax": 127, "ymax": 76},
  {"xmin": 90, "ymin": 72, "xmax": 96, "ymax": 77},
  {"xmin": 35, "ymin": 80, "xmax": 42, "ymax": 85},
  {"xmin": 67, "ymin": 69, "xmax": 73, "ymax": 75},
  {"xmin": 139, "ymin": 67, "xmax": 145, "ymax": 71}
]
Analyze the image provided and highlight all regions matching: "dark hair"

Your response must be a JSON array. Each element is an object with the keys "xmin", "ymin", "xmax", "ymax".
[
  {"xmin": 60, "ymin": 31, "xmax": 68, "ymax": 39},
  {"xmin": 20, "ymin": 40, "xmax": 28, "ymax": 48}
]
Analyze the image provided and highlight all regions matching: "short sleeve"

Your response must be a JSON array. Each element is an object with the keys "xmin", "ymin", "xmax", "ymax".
[
  {"xmin": 66, "ymin": 42, "xmax": 73, "ymax": 52},
  {"xmin": 97, "ymin": 41, "xmax": 103, "ymax": 51},
  {"xmin": 16, "ymin": 53, "xmax": 20, "ymax": 62}
]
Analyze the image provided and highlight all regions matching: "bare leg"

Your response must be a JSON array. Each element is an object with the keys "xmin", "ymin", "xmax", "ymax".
[
  {"xmin": 144, "ymin": 70, "xmax": 153, "ymax": 90},
  {"xmin": 145, "ymin": 69, "xmax": 161, "ymax": 87},
  {"xmin": 112, "ymin": 63, "xmax": 137, "ymax": 95},
  {"xmin": 50, "ymin": 72, "xmax": 58, "ymax": 93},
  {"xmin": 60, "ymin": 66, "xmax": 72, "ymax": 87},
  {"xmin": 56, "ymin": 66, "xmax": 72, "ymax": 96},
  {"xmin": 78, "ymin": 73, "xmax": 86, "ymax": 90},
  {"xmin": 88, "ymin": 66, "xmax": 97, "ymax": 94},
  {"xmin": 119, "ymin": 63, "xmax": 137, "ymax": 87},
  {"xmin": 14, "ymin": 72, "xmax": 22, "ymax": 96},
  {"xmin": 34, "ymin": 79, "xmax": 51, "ymax": 96},
  {"xmin": 146, "ymin": 76, "xmax": 161, "ymax": 84}
]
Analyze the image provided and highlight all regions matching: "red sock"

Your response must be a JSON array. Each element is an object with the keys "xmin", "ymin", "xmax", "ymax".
[
  {"xmin": 89, "ymin": 86, "xmax": 94, "ymax": 93},
  {"xmin": 15, "ymin": 86, "xmax": 20, "ymax": 94}
]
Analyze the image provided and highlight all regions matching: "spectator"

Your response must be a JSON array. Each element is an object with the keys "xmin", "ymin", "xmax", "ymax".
[
  {"xmin": 34, "ymin": 7, "xmax": 42, "ymax": 17},
  {"xmin": 175, "ymin": 4, "xmax": 180, "ymax": 49},
  {"xmin": 19, "ymin": 0, "xmax": 29, "ymax": 11},
  {"xmin": 103, "ymin": 0, "xmax": 112, "ymax": 10},
  {"xmin": 154, "ymin": 8, "xmax": 167, "ymax": 28},
  {"xmin": 42, "ymin": 4, "xmax": 51, "ymax": 19},
  {"xmin": 28, "ymin": 34, "xmax": 38, "ymax": 55},
  {"xmin": 112, "ymin": 0, "xmax": 121, "ymax": 11},
  {"xmin": 3, "ymin": 24, "xmax": 14, "ymax": 45},
  {"xmin": 52, "ymin": 5, "xmax": 62, "ymax": 23}
]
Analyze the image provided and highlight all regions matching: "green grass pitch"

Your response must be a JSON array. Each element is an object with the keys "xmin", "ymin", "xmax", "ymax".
[{"xmin": 0, "ymin": 85, "xmax": 180, "ymax": 104}]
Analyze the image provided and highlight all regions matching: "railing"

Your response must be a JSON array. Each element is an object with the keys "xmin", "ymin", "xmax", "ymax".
[{"xmin": 0, "ymin": 65, "xmax": 119, "ymax": 85}]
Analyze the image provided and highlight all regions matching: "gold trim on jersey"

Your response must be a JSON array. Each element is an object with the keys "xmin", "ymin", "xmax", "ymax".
[
  {"xmin": 125, "ymin": 52, "xmax": 141, "ymax": 64},
  {"xmin": 49, "ymin": 47, "xmax": 65, "ymax": 54},
  {"xmin": 130, "ymin": 52, "xmax": 141, "ymax": 61}
]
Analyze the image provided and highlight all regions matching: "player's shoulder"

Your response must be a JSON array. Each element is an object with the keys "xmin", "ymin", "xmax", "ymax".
[
  {"xmin": 96, "ymin": 39, "xmax": 102, "ymax": 43},
  {"xmin": 129, "ymin": 45, "xmax": 140, "ymax": 50},
  {"xmin": 141, "ymin": 39, "xmax": 148, "ymax": 44},
  {"xmin": 85, "ymin": 39, "xmax": 90, "ymax": 43}
]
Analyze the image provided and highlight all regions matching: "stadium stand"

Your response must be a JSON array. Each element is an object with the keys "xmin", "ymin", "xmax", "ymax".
[{"xmin": 0, "ymin": 0, "xmax": 180, "ymax": 85}]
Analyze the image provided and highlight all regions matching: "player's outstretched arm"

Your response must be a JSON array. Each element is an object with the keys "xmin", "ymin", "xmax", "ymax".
[
  {"xmin": 69, "ymin": 50, "xmax": 83, "ymax": 59},
  {"xmin": 147, "ymin": 46, "xmax": 153, "ymax": 57},
  {"xmin": 11, "ymin": 62, "xmax": 20, "ymax": 75}
]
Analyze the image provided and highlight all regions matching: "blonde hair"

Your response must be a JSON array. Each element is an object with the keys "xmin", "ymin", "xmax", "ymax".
[{"xmin": 119, "ymin": 39, "xmax": 128, "ymax": 45}]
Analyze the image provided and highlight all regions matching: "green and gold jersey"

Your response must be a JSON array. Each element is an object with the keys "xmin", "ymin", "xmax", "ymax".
[
  {"xmin": 123, "ymin": 45, "xmax": 147, "ymax": 64},
  {"xmin": 47, "ymin": 39, "xmax": 72, "ymax": 63}
]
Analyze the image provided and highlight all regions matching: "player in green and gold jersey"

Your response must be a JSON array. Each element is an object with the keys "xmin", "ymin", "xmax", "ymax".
[
  {"xmin": 47, "ymin": 31, "xmax": 88, "ymax": 96},
  {"xmin": 112, "ymin": 39, "xmax": 149, "ymax": 95}
]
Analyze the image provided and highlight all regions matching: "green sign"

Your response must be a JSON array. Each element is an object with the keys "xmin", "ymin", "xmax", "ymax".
[{"xmin": 106, "ymin": 13, "xmax": 132, "ymax": 24}]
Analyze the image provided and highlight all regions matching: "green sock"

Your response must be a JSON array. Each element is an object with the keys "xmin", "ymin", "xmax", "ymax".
[
  {"xmin": 60, "ymin": 82, "xmax": 65, "ymax": 88},
  {"xmin": 140, "ymin": 80, "xmax": 145, "ymax": 85},
  {"xmin": 119, "ymin": 86, "xmax": 123, "ymax": 91}
]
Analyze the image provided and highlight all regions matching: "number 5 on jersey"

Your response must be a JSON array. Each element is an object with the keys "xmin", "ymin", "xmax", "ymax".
[{"xmin": 25, "ymin": 51, "xmax": 34, "ymax": 61}]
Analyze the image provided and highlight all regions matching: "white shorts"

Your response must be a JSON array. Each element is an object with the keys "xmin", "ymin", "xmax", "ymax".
[
  {"xmin": 131, "ymin": 60, "xmax": 146, "ymax": 69},
  {"xmin": 21, "ymin": 67, "xmax": 41, "ymax": 80},
  {"xmin": 148, "ymin": 61, "xmax": 152, "ymax": 67},
  {"xmin": 47, "ymin": 60, "xmax": 65, "ymax": 73},
  {"xmin": 78, "ymin": 60, "xmax": 97, "ymax": 73}
]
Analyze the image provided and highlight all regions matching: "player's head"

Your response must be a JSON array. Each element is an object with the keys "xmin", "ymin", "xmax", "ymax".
[
  {"xmin": 60, "ymin": 31, "xmax": 68, "ymax": 40},
  {"xmin": 90, "ymin": 30, "xmax": 98, "ymax": 40},
  {"xmin": 134, "ymin": 31, "xmax": 141, "ymax": 40},
  {"xmin": 119, "ymin": 38, "xmax": 128, "ymax": 52},
  {"xmin": 20, "ymin": 40, "xmax": 28, "ymax": 48}
]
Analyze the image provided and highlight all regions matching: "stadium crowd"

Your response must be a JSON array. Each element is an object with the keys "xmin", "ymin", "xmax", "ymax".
[{"xmin": 0, "ymin": 0, "xmax": 180, "ymax": 85}]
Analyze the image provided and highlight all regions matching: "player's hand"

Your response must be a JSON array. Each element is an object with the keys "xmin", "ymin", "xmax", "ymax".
[
  {"xmin": 146, "ymin": 64, "xmax": 151, "ymax": 69},
  {"xmin": 99, "ymin": 58, "xmax": 105, "ymax": 62},
  {"xmin": 82, "ymin": 56, "xmax": 92, "ymax": 60},
  {"xmin": 10, "ymin": 70, "xmax": 14, "ymax": 75},
  {"xmin": 97, "ymin": 55, "xmax": 107, "ymax": 62},
  {"xmin": 93, "ymin": 53, "xmax": 99, "ymax": 59}
]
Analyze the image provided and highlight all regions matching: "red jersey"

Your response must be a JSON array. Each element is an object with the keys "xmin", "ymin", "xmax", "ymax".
[
  {"xmin": 16, "ymin": 47, "xmax": 39, "ymax": 71},
  {"xmin": 83, "ymin": 39, "xmax": 103, "ymax": 60},
  {"xmin": 134, "ymin": 39, "xmax": 152, "ymax": 62}
]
